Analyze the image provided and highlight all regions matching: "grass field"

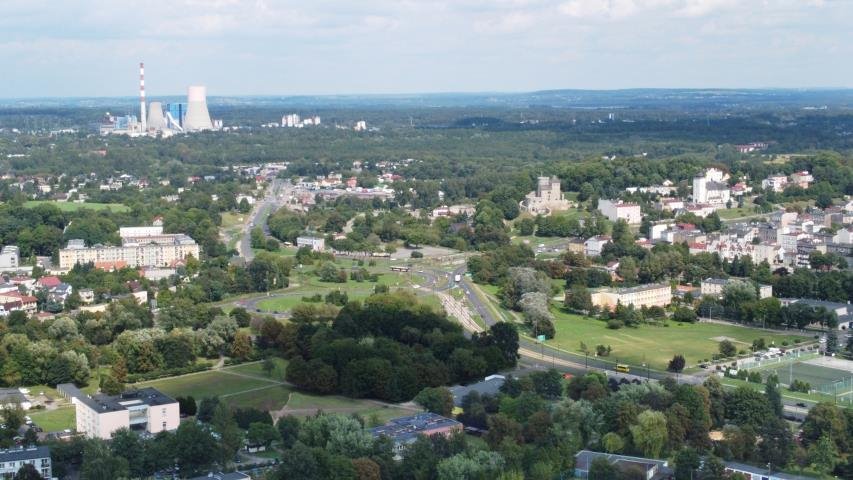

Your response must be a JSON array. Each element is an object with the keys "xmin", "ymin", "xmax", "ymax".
[
  {"xmin": 757, "ymin": 361, "xmax": 851, "ymax": 387},
  {"xmin": 29, "ymin": 407, "xmax": 76, "ymax": 432},
  {"xmin": 138, "ymin": 371, "xmax": 275, "ymax": 400},
  {"xmin": 23, "ymin": 200, "xmax": 129, "ymax": 212},
  {"xmin": 255, "ymin": 271, "xmax": 424, "ymax": 313},
  {"xmin": 548, "ymin": 308, "xmax": 807, "ymax": 370},
  {"xmin": 286, "ymin": 392, "xmax": 414, "ymax": 425}
]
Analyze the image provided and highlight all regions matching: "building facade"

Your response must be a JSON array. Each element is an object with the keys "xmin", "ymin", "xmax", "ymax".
[
  {"xmin": 598, "ymin": 199, "xmax": 642, "ymax": 224},
  {"xmin": 0, "ymin": 447, "xmax": 52, "ymax": 479},
  {"xmin": 59, "ymin": 226, "xmax": 199, "ymax": 270},
  {"xmin": 0, "ymin": 246, "xmax": 20, "ymax": 271},
  {"xmin": 296, "ymin": 236, "xmax": 326, "ymax": 252},
  {"xmin": 521, "ymin": 176, "xmax": 571, "ymax": 215},
  {"xmin": 591, "ymin": 284, "xmax": 673, "ymax": 311},
  {"xmin": 65, "ymin": 386, "xmax": 180, "ymax": 440}
]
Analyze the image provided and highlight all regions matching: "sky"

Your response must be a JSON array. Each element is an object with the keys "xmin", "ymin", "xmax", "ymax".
[{"xmin": 1, "ymin": 0, "xmax": 851, "ymax": 97}]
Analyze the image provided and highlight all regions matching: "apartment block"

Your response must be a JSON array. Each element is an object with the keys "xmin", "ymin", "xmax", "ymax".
[{"xmin": 591, "ymin": 283, "xmax": 673, "ymax": 311}]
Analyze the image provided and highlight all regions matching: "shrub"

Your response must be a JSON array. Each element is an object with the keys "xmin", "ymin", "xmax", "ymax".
[
  {"xmin": 606, "ymin": 319, "xmax": 624, "ymax": 330},
  {"xmin": 411, "ymin": 251, "xmax": 424, "ymax": 259}
]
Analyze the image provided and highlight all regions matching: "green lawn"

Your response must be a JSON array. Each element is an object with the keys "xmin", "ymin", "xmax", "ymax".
[
  {"xmin": 548, "ymin": 308, "xmax": 808, "ymax": 370},
  {"xmin": 255, "ymin": 272, "xmax": 423, "ymax": 312},
  {"xmin": 29, "ymin": 407, "xmax": 75, "ymax": 432},
  {"xmin": 24, "ymin": 200, "xmax": 130, "ymax": 212},
  {"xmin": 227, "ymin": 359, "xmax": 288, "ymax": 382},
  {"xmin": 285, "ymin": 392, "xmax": 414, "ymax": 425},
  {"xmin": 224, "ymin": 385, "xmax": 294, "ymax": 411},
  {"xmin": 136, "ymin": 371, "xmax": 276, "ymax": 399}
]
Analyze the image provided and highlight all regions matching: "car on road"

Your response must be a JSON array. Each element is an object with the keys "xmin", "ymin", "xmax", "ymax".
[{"xmin": 795, "ymin": 402, "xmax": 807, "ymax": 408}]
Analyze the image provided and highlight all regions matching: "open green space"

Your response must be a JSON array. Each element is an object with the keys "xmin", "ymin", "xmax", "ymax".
[
  {"xmin": 255, "ymin": 271, "xmax": 424, "ymax": 312},
  {"xmin": 29, "ymin": 407, "xmax": 75, "ymax": 432},
  {"xmin": 548, "ymin": 308, "xmax": 808, "ymax": 370},
  {"xmin": 23, "ymin": 200, "xmax": 130, "ymax": 212},
  {"xmin": 227, "ymin": 358, "xmax": 288, "ymax": 381},
  {"xmin": 717, "ymin": 200, "xmax": 759, "ymax": 220},
  {"xmin": 753, "ymin": 360, "xmax": 852, "ymax": 389},
  {"xmin": 137, "ymin": 370, "xmax": 276, "ymax": 399},
  {"xmin": 224, "ymin": 385, "xmax": 294, "ymax": 411},
  {"xmin": 286, "ymin": 392, "xmax": 414, "ymax": 425}
]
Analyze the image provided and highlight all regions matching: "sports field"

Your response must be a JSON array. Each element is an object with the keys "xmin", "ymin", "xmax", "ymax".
[
  {"xmin": 756, "ymin": 360, "xmax": 851, "ymax": 387},
  {"xmin": 548, "ymin": 309, "xmax": 808, "ymax": 370},
  {"xmin": 23, "ymin": 200, "xmax": 130, "ymax": 212}
]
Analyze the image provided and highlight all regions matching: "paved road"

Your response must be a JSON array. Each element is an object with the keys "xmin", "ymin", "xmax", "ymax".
[
  {"xmin": 446, "ymin": 265, "xmax": 707, "ymax": 384},
  {"xmin": 237, "ymin": 178, "xmax": 289, "ymax": 262}
]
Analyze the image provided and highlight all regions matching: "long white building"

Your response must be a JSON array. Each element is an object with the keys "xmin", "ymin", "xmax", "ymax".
[{"xmin": 59, "ymin": 226, "xmax": 199, "ymax": 270}]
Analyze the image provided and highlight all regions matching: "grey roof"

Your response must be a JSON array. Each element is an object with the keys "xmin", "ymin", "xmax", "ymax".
[
  {"xmin": 187, "ymin": 473, "xmax": 250, "ymax": 480},
  {"xmin": 0, "ymin": 446, "xmax": 51, "ymax": 463},
  {"xmin": 449, "ymin": 376, "xmax": 505, "ymax": 406},
  {"xmin": 724, "ymin": 461, "xmax": 812, "ymax": 480},
  {"xmin": 0, "ymin": 388, "xmax": 27, "ymax": 404},
  {"xmin": 370, "ymin": 413, "xmax": 462, "ymax": 444},
  {"xmin": 69, "ymin": 386, "xmax": 177, "ymax": 413}
]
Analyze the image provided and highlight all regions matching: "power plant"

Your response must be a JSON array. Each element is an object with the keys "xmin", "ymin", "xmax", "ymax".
[
  {"xmin": 183, "ymin": 86, "xmax": 213, "ymax": 132},
  {"xmin": 99, "ymin": 62, "xmax": 220, "ymax": 137}
]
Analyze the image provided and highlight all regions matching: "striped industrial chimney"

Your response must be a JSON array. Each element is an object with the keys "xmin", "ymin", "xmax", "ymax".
[{"xmin": 139, "ymin": 62, "xmax": 147, "ymax": 131}]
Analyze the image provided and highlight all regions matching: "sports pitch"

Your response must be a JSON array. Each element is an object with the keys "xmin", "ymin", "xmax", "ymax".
[{"xmin": 754, "ymin": 356, "xmax": 853, "ymax": 397}]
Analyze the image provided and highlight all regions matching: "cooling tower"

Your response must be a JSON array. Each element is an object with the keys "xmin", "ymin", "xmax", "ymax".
[
  {"xmin": 183, "ymin": 85, "xmax": 213, "ymax": 131},
  {"xmin": 147, "ymin": 102, "xmax": 167, "ymax": 131}
]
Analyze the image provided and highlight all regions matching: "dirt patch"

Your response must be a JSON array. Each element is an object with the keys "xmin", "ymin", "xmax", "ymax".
[{"xmin": 710, "ymin": 336, "xmax": 750, "ymax": 345}]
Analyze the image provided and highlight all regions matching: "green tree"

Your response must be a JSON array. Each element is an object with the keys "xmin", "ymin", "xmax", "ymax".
[
  {"xmin": 588, "ymin": 457, "xmax": 617, "ymax": 480},
  {"xmin": 81, "ymin": 439, "xmax": 130, "ymax": 480},
  {"xmin": 718, "ymin": 339, "xmax": 737, "ymax": 357},
  {"xmin": 212, "ymin": 403, "xmax": 243, "ymax": 465},
  {"xmin": 602, "ymin": 432, "xmax": 624, "ymax": 453},
  {"xmin": 414, "ymin": 387, "xmax": 454, "ymax": 416},
  {"xmin": 247, "ymin": 422, "xmax": 281, "ymax": 447},
  {"xmin": 13, "ymin": 464, "xmax": 43, "ymax": 480},
  {"xmin": 630, "ymin": 410, "xmax": 668, "ymax": 458},
  {"xmin": 667, "ymin": 354, "xmax": 686, "ymax": 373},
  {"xmin": 807, "ymin": 434, "xmax": 838, "ymax": 474}
]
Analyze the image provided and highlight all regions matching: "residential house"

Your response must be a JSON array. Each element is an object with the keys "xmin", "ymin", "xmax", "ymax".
[{"xmin": 584, "ymin": 236, "xmax": 611, "ymax": 257}]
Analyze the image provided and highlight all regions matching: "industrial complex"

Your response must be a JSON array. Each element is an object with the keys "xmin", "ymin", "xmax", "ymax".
[{"xmin": 99, "ymin": 62, "xmax": 221, "ymax": 137}]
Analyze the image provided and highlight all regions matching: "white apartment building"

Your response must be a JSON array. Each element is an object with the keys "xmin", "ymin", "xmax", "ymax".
[
  {"xmin": 63, "ymin": 385, "xmax": 179, "ymax": 440},
  {"xmin": 0, "ymin": 447, "xmax": 52, "ymax": 479},
  {"xmin": 598, "ymin": 199, "xmax": 642, "ymax": 224},
  {"xmin": 59, "ymin": 226, "xmax": 199, "ymax": 270},
  {"xmin": 0, "ymin": 246, "xmax": 19, "ymax": 271},
  {"xmin": 296, "ymin": 236, "xmax": 326, "ymax": 252},
  {"xmin": 700, "ymin": 278, "xmax": 773, "ymax": 299},
  {"xmin": 591, "ymin": 283, "xmax": 673, "ymax": 311}
]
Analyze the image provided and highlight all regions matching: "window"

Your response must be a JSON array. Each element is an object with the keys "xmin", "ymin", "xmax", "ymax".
[
  {"xmin": 162, "ymin": 421, "xmax": 167, "ymax": 430},
  {"xmin": 161, "ymin": 408, "xmax": 166, "ymax": 417}
]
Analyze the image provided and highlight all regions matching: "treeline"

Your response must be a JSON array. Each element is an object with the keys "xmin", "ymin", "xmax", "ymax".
[{"xmin": 257, "ymin": 291, "xmax": 519, "ymax": 402}]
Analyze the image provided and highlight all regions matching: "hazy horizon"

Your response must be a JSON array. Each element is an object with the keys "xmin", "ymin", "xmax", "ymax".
[{"xmin": 3, "ymin": 0, "xmax": 852, "ymax": 98}]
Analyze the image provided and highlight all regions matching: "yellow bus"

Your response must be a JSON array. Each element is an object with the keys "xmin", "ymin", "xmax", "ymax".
[{"xmin": 615, "ymin": 364, "xmax": 630, "ymax": 373}]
